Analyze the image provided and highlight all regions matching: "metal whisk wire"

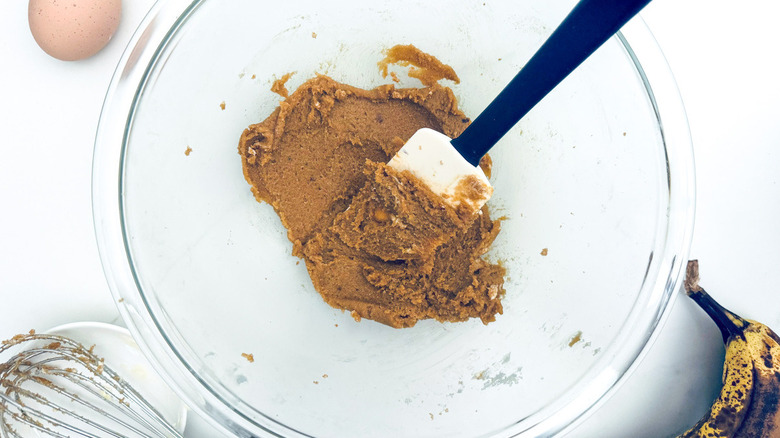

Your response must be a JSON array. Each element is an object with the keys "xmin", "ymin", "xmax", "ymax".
[{"xmin": 0, "ymin": 331, "xmax": 183, "ymax": 438}]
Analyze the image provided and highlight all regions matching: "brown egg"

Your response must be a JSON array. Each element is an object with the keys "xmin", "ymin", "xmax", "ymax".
[{"xmin": 28, "ymin": 0, "xmax": 122, "ymax": 61}]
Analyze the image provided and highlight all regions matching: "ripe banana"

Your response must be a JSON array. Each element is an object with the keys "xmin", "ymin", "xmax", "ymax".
[{"xmin": 679, "ymin": 260, "xmax": 780, "ymax": 438}]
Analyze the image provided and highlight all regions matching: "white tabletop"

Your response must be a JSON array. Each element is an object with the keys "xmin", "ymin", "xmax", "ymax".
[{"xmin": 1, "ymin": 1, "xmax": 778, "ymax": 437}]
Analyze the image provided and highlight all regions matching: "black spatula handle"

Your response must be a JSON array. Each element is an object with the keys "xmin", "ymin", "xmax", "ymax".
[{"xmin": 451, "ymin": 0, "xmax": 652, "ymax": 166}]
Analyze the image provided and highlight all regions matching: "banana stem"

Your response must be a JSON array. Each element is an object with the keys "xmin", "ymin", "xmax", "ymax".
[{"xmin": 685, "ymin": 260, "xmax": 749, "ymax": 344}]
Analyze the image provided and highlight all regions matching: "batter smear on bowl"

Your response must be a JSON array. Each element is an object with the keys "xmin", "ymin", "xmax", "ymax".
[{"xmin": 238, "ymin": 45, "xmax": 505, "ymax": 328}]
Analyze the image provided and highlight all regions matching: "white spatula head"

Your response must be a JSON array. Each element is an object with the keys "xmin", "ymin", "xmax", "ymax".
[{"xmin": 388, "ymin": 128, "xmax": 493, "ymax": 216}]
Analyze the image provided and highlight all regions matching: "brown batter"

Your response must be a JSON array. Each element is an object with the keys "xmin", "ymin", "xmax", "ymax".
[
  {"xmin": 378, "ymin": 44, "xmax": 460, "ymax": 87},
  {"xmin": 238, "ymin": 48, "xmax": 505, "ymax": 328}
]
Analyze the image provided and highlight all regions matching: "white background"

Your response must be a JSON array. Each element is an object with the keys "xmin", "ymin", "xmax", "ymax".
[{"xmin": 1, "ymin": 0, "xmax": 778, "ymax": 437}]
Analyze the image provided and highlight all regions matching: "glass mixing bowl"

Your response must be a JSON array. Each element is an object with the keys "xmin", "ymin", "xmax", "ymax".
[{"xmin": 92, "ymin": 0, "xmax": 695, "ymax": 436}]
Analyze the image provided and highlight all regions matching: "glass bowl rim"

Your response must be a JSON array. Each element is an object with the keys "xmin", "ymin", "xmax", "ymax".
[{"xmin": 92, "ymin": 1, "xmax": 696, "ymax": 436}]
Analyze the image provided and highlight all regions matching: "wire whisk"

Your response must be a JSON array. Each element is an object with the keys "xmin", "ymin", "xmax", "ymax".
[{"xmin": 0, "ymin": 331, "xmax": 183, "ymax": 438}]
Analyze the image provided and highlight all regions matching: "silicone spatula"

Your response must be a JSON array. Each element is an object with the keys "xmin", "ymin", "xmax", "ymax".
[{"xmin": 388, "ymin": 0, "xmax": 652, "ymax": 215}]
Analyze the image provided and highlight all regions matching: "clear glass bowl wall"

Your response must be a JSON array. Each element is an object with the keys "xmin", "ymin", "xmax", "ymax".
[{"xmin": 92, "ymin": 0, "xmax": 695, "ymax": 436}]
